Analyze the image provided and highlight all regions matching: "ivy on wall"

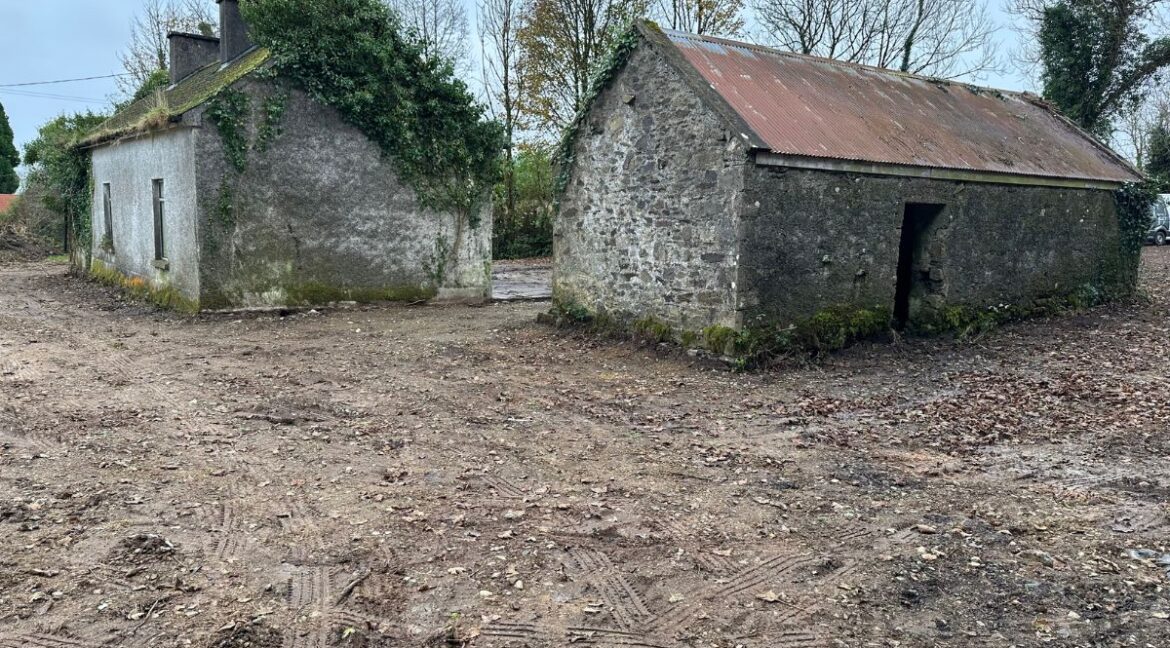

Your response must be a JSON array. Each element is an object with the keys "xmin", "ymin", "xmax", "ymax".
[
  {"xmin": 205, "ymin": 87, "xmax": 290, "ymax": 228},
  {"xmin": 1115, "ymin": 181, "xmax": 1157, "ymax": 257},
  {"xmin": 206, "ymin": 90, "xmax": 251, "ymax": 173},
  {"xmin": 553, "ymin": 21, "xmax": 645, "ymax": 201},
  {"xmin": 240, "ymin": 0, "xmax": 504, "ymax": 221}
]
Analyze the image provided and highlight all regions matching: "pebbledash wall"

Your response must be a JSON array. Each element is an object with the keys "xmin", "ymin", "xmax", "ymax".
[
  {"xmin": 190, "ymin": 79, "xmax": 490, "ymax": 309},
  {"xmin": 89, "ymin": 80, "xmax": 490, "ymax": 311},
  {"xmin": 90, "ymin": 129, "xmax": 202, "ymax": 304},
  {"xmin": 555, "ymin": 42, "xmax": 1132, "ymax": 339}
]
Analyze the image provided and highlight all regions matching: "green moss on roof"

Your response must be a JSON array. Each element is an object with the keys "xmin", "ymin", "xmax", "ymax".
[{"xmin": 83, "ymin": 48, "xmax": 271, "ymax": 146}]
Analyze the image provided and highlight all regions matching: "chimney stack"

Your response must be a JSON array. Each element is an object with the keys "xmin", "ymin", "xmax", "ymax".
[
  {"xmin": 216, "ymin": 0, "xmax": 254, "ymax": 63},
  {"xmin": 167, "ymin": 32, "xmax": 220, "ymax": 83}
]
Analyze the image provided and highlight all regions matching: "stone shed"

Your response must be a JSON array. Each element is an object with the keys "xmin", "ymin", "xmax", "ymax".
[
  {"xmin": 555, "ymin": 22, "xmax": 1144, "ymax": 346},
  {"xmin": 80, "ymin": 0, "xmax": 490, "ymax": 311}
]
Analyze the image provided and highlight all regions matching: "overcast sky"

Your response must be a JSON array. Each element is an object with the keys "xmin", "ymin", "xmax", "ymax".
[{"xmin": 0, "ymin": 0, "xmax": 1029, "ymax": 185}]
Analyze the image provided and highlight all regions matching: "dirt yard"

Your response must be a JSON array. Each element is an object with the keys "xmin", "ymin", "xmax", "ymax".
[{"xmin": 2, "ymin": 250, "xmax": 1169, "ymax": 648}]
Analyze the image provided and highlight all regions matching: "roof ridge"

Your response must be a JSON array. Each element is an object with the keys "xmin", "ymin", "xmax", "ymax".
[{"xmin": 657, "ymin": 26, "xmax": 1034, "ymax": 102}]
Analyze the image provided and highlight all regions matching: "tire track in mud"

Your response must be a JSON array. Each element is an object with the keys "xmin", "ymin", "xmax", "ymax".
[
  {"xmin": 0, "ymin": 634, "xmax": 101, "ymax": 648},
  {"xmin": 282, "ymin": 566, "xmax": 395, "ymax": 648},
  {"xmin": 275, "ymin": 495, "xmax": 327, "ymax": 564},
  {"xmin": 285, "ymin": 566, "xmax": 332, "ymax": 648},
  {"xmin": 564, "ymin": 547, "xmax": 655, "ymax": 632},
  {"xmin": 202, "ymin": 498, "xmax": 255, "ymax": 564},
  {"xmin": 649, "ymin": 551, "xmax": 817, "ymax": 634}
]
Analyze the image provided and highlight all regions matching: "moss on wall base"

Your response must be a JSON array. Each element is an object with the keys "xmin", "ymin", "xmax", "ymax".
[
  {"xmin": 90, "ymin": 259, "xmax": 200, "ymax": 313},
  {"xmin": 549, "ymin": 281, "xmax": 1128, "ymax": 370}
]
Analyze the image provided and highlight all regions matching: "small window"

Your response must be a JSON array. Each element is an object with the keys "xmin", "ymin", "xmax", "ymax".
[
  {"xmin": 152, "ymin": 179, "xmax": 166, "ymax": 261},
  {"xmin": 101, "ymin": 183, "xmax": 114, "ymax": 249}
]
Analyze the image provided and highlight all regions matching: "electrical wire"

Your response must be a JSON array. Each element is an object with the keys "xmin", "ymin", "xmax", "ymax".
[
  {"xmin": 0, "ymin": 88, "xmax": 104, "ymax": 103},
  {"xmin": 0, "ymin": 73, "xmax": 131, "ymax": 88}
]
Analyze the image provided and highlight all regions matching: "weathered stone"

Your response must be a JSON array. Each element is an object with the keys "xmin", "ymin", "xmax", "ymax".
[{"xmin": 554, "ymin": 30, "xmax": 1135, "ymax": 344}]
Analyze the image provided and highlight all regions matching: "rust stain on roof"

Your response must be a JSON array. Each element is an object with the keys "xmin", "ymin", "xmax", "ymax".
[{"xmin": 661, "ymin": 29, "xmax": 1140, "ymax": 184}]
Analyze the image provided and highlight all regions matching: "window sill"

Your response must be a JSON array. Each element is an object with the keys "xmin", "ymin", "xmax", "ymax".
[{"xmin": 152, "ymin": 259, "xmax": 170, "ymax": 271}]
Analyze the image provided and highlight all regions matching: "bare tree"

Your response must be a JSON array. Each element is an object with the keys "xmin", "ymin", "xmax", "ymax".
[
  {"xmin": 479, "ymin": 0, "xmax": 527, "ymax": 216},
  {"xmin": 651, "ymin": 0, "xmax": 746, "ymax": 36},
  {"xmin": 516, "ymin": 0, "xmax": 648, "ymax": 134},
  {"xmin": 752, "ymin": 0, "xmax": 1000, "ymax": 80},
  {"xmin": 386, "ymin": 0, "xmax": 471, "ymax": 71},
  {"xmin": 1113, "ymin": 83, "xmax": 1170, "ymax": 166},
  {"xmin": 119, "ymin": 0, "xmax": 218, "ymax": 96}
]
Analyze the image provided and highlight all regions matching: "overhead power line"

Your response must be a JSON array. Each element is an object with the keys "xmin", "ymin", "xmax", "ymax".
[
  {"xmin": 0, "ymin": 88, "xmax": 104, "ymax": 103},
  {"xmin": 0, "ymin": 73, "xmax": 131, "ymax": 88}
]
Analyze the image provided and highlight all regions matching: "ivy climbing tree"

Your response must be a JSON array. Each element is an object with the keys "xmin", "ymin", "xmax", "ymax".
[
  {"xmin": 1038, "ymin": 0, "xmax": 1170, "ymax": 137},
  {"xmin": 240, "ymin": 0, "xmax": 504, "ymax": 216}
]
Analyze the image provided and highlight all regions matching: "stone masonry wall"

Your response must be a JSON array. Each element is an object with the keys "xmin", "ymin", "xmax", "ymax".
[
  {"xmin": 739, "ymin": 165, "xmax": 1126, "ymax": 329},
  {"xmin": 554, "ymin": 46, "xmax": 749, "ymax": 332},
  {"xmin": 192, "ymin": 79, "xmax": 491, "ymax": 309}
]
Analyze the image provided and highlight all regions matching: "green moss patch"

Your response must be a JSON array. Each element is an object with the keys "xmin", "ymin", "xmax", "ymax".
[
  {"xmin": 90, "ymin": 259, "xmax": 200, "ymax": 313},
  {"xmin": 548, "ymin": 280, "xmax": 1131, "ymax": 370}
]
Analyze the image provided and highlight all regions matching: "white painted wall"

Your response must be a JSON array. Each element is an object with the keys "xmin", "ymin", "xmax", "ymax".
[{"xmin": 90, "ymin": 128, "xmax": 201, "ymax": 302}]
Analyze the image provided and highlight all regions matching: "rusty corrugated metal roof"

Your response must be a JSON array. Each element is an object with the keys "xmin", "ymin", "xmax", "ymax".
[{"xmin": 658, "ymin": 28, "xmax": 1141, "ymax": 184}]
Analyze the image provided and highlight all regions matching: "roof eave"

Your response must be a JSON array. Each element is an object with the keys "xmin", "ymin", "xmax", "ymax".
[
  {"xmin": 754, "ymin": 151, "xmax": 1137, "ymax": 190},
  {"xmin": 79, "ymin": 114, "xmax": 188, "ymax": 150}
]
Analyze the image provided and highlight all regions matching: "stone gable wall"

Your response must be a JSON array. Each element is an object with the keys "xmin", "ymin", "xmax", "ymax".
[{"xmin": 554, "ymin": 44, "xmax": 748, "ymax": 332}]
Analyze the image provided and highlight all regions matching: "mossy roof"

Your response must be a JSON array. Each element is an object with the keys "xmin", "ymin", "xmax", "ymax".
[{"xmin": 82, "ymin": 47, "xmax": 271, "ymax": 147}]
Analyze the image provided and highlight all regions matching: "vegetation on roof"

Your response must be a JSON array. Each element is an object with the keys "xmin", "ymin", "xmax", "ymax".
[
  {"xmin": 82, "ymin": 48, "xmax": 271, "ymax": 146},
  {"xmin": 241, "ymin": 0, "xmax": 504, "ymax": 217}
]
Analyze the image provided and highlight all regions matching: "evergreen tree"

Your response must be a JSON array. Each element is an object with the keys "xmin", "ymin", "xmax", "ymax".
[
  {"xmin": 0, "ymin": 101, "xmax": 20, "ymax": 193},
  {"xmin": 1146, "ymin": 116, "xmax": 1170, "ymax": 185}
]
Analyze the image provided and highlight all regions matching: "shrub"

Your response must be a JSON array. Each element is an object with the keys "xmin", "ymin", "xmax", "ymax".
[
  {"xmin": 22, "ymin": 111, "xmax": 108, "ymax": 254},
  {"xmin": 493, "ymin": 143, "xmax": 555, "ymax": 259}
]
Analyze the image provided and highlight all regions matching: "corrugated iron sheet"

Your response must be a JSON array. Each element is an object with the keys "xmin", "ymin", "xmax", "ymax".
[{"xmin": 663, "ymin": 30, "xmax": 1141, "ymax": 183}]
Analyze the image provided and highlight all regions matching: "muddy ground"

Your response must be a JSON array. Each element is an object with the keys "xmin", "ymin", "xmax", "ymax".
[{"xmin": 1, "ymin": 250, "xmax": 1169, "ymax": 648}]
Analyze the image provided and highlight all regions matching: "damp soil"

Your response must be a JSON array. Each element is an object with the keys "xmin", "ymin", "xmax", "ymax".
[{"xmin": 1, "ymin": 251, "xmax": 1169, "ymax": 647}]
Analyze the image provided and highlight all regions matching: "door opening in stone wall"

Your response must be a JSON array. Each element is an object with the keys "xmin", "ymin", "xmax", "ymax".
[{"xmin": 894, "ymin": 203, "xmax": 946, "ymax": 329}]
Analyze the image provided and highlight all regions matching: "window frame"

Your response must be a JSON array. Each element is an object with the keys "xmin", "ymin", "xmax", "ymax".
[
  {"xmin": 101, "ymin": 182, "xmax": 114, "ymax": 251},
  {"xmin": 151, "ymin": 178, "xmax": 166, "ymax": 262}
]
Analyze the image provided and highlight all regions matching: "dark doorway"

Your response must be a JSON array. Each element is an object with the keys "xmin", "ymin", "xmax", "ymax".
[{"xmin": 894, "ymin": 203, "xmax": 945, "ymax": 329}]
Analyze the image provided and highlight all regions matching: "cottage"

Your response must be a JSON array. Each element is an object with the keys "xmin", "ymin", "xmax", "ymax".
[
  {"xmin": 555, "ymin": 23, "xmax": 1143, "ymax": 347},
  {"xmin": 82, "ymin": 0, "xmax": 491, "ymax": 311}
]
